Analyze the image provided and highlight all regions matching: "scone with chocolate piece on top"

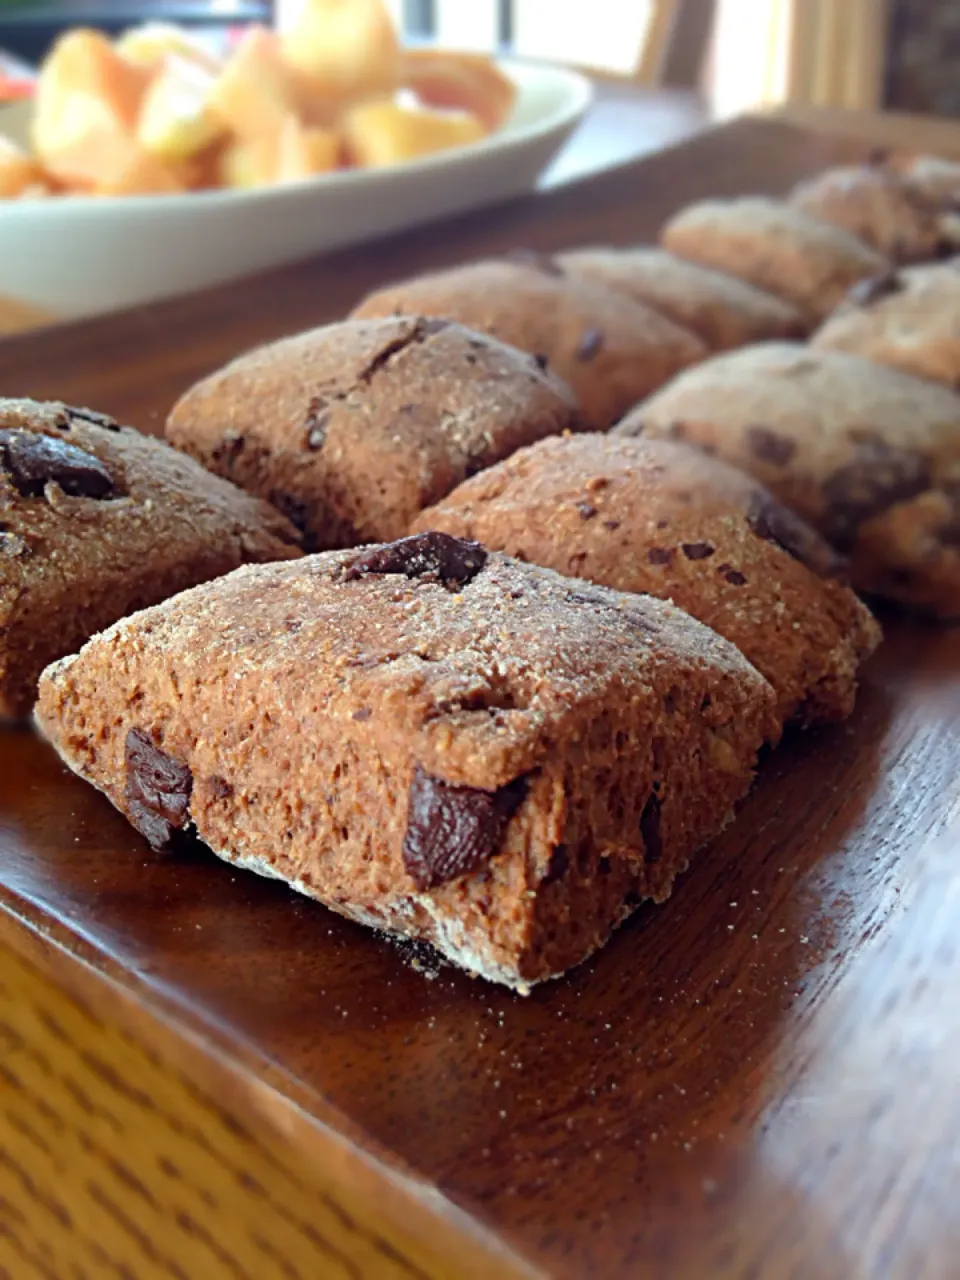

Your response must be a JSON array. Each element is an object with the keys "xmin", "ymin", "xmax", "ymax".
[
  {"xmin": 413, "ymin": 434, "xmax": 880, "ymax": 727},
  {"xmin": 35, "ymin": 532, "xmax": 779, "ymax": 991},
  {"xmin": 789, "ymin": 163, "xmax": 947, "ymax": 262},
  {"xmin": 557, "ymin": 246, "xmax": 808, "ymax": 348},
  {"xmin": 617, "ymin": 344, "xmax": 960, "ymax": 617},
  {"xmin": 166, "ymin": 315, "xmax": 580, "ymax": 550},
  {"xmin": 0, "ymin": 397, "xmax": 300, "ymax": 720},
  {"xmin": 349, "ymin": 255, "xmax": 708, "ymax": 429},
  {"xmin": 812, "ymin": 258, "xmax": 960, "ymax": 389},
  {"xmin": 660, "ymin": 196, "xmax": 889, "ymax": 323}
]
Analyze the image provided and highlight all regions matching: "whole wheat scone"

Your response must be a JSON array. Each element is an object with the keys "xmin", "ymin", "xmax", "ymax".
[
  {"xmin": 0, "ymin": 397, "xmax": 300, "ymax": 720},
  {"xmin": 349, "ymin": 256, "xmax": 708, "ymax": 429},
  {"xmin": 35, "ymin": 532, "xmax": 779, "ymax": 990},
  {"xmin": 617, "ymin": 344, "xmax": 960, "ymax": 617},
  {"xmin": 557, "ymin": 246, "xmax": 808, "ymax": 349},
  {"xmin": 413, "ymin": 436, "xmax": 880, "ymax": 727},
  {"xmin": 660, "ymin": 196, "xmax": 889, "ymax": 323},
  {"xmin": 166, "ymin": 315, "xmax": 579, "ymax": 550},
  {"xmin": 811, "ymin": 258, "xmax": 960, "ymax": 389},
  {"xmin": 788, "ymin": 164, "xmax": 946, "ymax": 262}
]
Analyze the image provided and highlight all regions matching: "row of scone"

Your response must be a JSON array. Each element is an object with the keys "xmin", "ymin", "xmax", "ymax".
[{"xmin": 13, "ymin": 150, "xmax": 960, "ymax": 990}]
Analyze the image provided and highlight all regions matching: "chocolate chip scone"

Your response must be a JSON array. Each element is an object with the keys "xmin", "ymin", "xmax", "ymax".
[
  {"xmin": 349, "ymin": 256, "xmax": 708, "ymax": 429},
  {"xmin": 413, "ymin": 435, "xmax": 880, "ymax": 727},
  {"xmin": 788, "ymin": 164, "xmax": 946, "ymax": 262},
  {"xmin": 36, "ymin": 532, "xmax": 779, "ymax": 990},
  {"xmin": 617, "ymin": 344, "xmax": 960, "ymax": 617},
  {"xmin": 0, "ymin": 397, "xmax": 300, "ymax": 720},
  {"xmin": 167, "ymin": 316, "xmax": 579, "ymax": 550},
  {"xmin": 660, "ymin": 196, "xmax": 889, "ymax": 323},
  {"xmin": 557, "ymin": 246, "xmax": 808, "ymax": 349},
  {"xmin": 811, "ymin": 258, "xmax": 960, "ymax": 389}
]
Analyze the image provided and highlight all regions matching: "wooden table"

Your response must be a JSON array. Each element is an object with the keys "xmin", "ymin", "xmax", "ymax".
[{"xmin": 1, "ymin": 110, "xmax": 960, "ymax": 1280}]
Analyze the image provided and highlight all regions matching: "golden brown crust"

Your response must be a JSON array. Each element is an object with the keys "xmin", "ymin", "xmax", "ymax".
[
  {"xmin": 36, "ymin": 542, "xmax": 778, "ymax": 989},
  {"xmin": 0, "ymin": 397, "xmax": 300, "ymax": 720},
  {"xmin": 166, "ymin": 315, "xmax": 581, "ymax": 548},
  {"xmin": 789, "ymin": 164, "xmax": 946, "ymax": 262},
  {"xmin": 348, "ymin": 257, "xmax": 708, "ymax": 428},
  {"xmin": 812, "ymin": 257, "xmax": 960, "ymax": 389},
  {"xmin": 660, "ymin": 197, "xmax": 889, "ymax": 323},
  {"xmin": 557, "ymin": 246, "xmax": 808, "ymax": 348},
  {"xmin": 618, "ymin": 344, "xmax": 960, "ymax": 617},
  {"xmin": 413, "ymin": 434, "xmax": 880, "ymax": 726}
]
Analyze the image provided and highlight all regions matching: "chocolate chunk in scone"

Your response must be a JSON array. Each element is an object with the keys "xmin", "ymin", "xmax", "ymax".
[
  {"xmin": 812, "ymin": 257, "xmax": 960, "ymax": 389},
  {"xmin": 789, "ymin": 164, "xmax": 946, "ymax": 263},
  {"xmin": 660, "ymin": 196, "xmax": 890, "ymax": 324},
  {"xmin": 36, "ymin": 538, "xmax": 779, "ymax": 990},
  {"xmin": 557, "ymin": 246, "xmax": 808, "ymax": 349},
  {"xmin": 413, "ymin": 435, "xmax": 880, "ymax": 727},
  {"xmin": 617, "ymin": 344, "xmax": 960, "ymax": 618},
  {"xmin": 349, "ymin": 258, "xmax": 708, "ymax": 429},
  {"xmin": 166, "ymin": 316, "xmax": 580, "ymax": 550},
  {"xmin": 0, "ymin": 397, "xmax": 300, "ymax": 721}
]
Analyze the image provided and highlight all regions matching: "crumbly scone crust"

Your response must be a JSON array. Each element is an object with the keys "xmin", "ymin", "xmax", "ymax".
[
  {"xmin": 413, "ymin": 434, "xmax": 881, "ymax": 725},
  {"xmin": 167, "ymin": 315, "xmax": 581, "ymax": 549},
  {"xmin": 618, "ymin": 344, "xmax": 960, "ymax": 616},
  {"xmin": 36, "ymin": 544, "xmax": 778, "ymax": 989},
  {"xmin": 349, "ymin": 257, "xmax": 708, "ymax": 429},
  {"xmin": 0, "ymin": 397, "xmax": 300, "ymax": 720},
  {"xmin": 557, "ymin": 246, "xmax": 808, "ymax": 349},
  {"xmin": 660, "ymin": 196, "xmax": 890, "ymax": 323},
  {"xmin": 811, "ymin": 257, "xmax": 960, "ymax": 389}
]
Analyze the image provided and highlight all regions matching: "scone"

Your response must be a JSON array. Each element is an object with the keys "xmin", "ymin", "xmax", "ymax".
[
  {"xmin": 0, "ymin": 397, "xmax": 300, "ymax": 720},
  {"xmin": 35, "ymin": 533, "xmax": 779, "ymax": 991},
  {"xmin": 789, "ymin": 164, "xmax": 946, "ymax": 262},
  {"xmin": 616, "ymin": 344, "xmax": 960, "ymax": 617},
  {"xmin": 557, "ymin": 246, "xmax": 808, "ymax": 349},
  {"xmin": 166, "ymin": 315, "xmax": 580, "ymax": 550},
  {"xmin": 811, "ymin": 258, "xmax": 960, "ymax": 389},
  {"xmin": 413, "ymin": 435, "xmax": 880, "ymax": 727},
  {"xmin": 349, "ymin": 256, "xmax": 708, "ymax": 429},
  {"xmin": 660, "ymin": 196, "xmax": 889, "ymax": 323}
]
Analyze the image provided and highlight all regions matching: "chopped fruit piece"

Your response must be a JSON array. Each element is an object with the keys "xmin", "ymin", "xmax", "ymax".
[
  {"xmin": 276, "ymin": 116, "xmax": 341, "ymax": 182},
  {"xmin": 401, "ymin": 49, "xmax": 516, "ymax": 131},
  {"xmin": 115, "ymin": 22, "xmax": 221, "ymax": 74},
  {"xmin": 218, "ymin": 133, "xmax": 279, "ymax": 189},
  {"xmin": 0, "ymin": 134, "xmax": 43, "ymax": 197},
  {"xmin": 137, "ymin": 55, "xmax": 225, "ymax": 161},
  {"xmin": 281, "ymin": 0, "xmax": 400, "ymax": 124},
  {"xmin": 93, "ymin": 143, "xmax": 183, "ymax": 195},
  {"xmin": 343, "ymin": 99, "xmax": 487, "ymax": 168},
  {"xmin": 208, "ymin": 26, "xmax": 297, "ymax": 140},
  {"xmin": 32, "ymin": 29, "xmax": 154, "ymax": 186}
]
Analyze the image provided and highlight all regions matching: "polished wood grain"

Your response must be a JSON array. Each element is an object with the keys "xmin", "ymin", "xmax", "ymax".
[{"xmin": 1, "ymin": 115, "xmax": 959, "ymax": 1279}]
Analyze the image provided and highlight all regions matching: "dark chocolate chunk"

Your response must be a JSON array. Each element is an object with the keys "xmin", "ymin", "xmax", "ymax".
[
  {"xmin": 208, "ymin": 775, "xmax": 233, "ymax": 801},
  {"xmin": 647, "ymin": 547, "xmax": 673, "ymax": 565},
  {"xmin": 352, "ymin": 707, "xmax": 373, "ymax": 721},
  {"xmin": 305, "ymin": 398, "xmax": 331, "ymax": 451},
  {"xmin": 269, "ymin": 490, "xmax": 310, "ymax": 533},
  {"xmin": 847, "ymin": 270, "xmax": 904, "ymax": 307},
  {"xmin": 682, "ymin": 542, "xmax": 715, "ymax": 561},
  {"xmin": 506, "ymin": 248, "xmax": 565, "ymax": 278},
  {"xmin": 821, "ymin": 436, "xmax": 932, "ymax": 551},
  {"xmin": 602, "ymin": 519, "xmax": 620, "ymax": 531},
  {"xmin": 747, "ymin": 491, "xmax": 847, "ymax": 579},
  {"xmin": 576, "ymin": 501, "xmax": 598, "ymax": 520},
  {"xmin": 639, "ymin": 793, "xmax": 662, "ymax": 864},
  {"xmin": 745, "ymin": 425, "xmax": 797, "ymax": 466},
  {"xmin": 541, "ymin": 844, "xmax": 570, "ymax": 886},
  {"xmin": 532, "ymin": 352, "xmax": 549, "ymax": 372},
  {"xmin": 345, "ymin": 531, "xmax": 488, "ymax": 589},
  {"xmin": 65, "ymin": 405, "xmax": 121, "ymax": 432},
  {"xmin": 124, "ymin": 728, "xmax": 193, "ymax": 850},
  {"xmin": 402, "ymin": 766, "xmax": 527, "ymax": 889},
  {"xmin": 576, "ymin": 327, "xmax": 604, "ymax": 362},
  {"xmin": 718, "ymin": 563, "xmax": 747, "ymax": 586},
  {"xmin": 0, "ymin": 430, "xmax": 115, "ymax": 500}
]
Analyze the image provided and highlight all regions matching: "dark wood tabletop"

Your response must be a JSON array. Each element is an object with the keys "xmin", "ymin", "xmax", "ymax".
[{"xmin": 1, "ymin": 115, "xmax": 959, "ymax": 1280}]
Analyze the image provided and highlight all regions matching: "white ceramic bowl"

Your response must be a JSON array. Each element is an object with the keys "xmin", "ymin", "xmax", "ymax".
[{"xmin": 0, "ymin": 59, "xmax": 591, "ymax": 318}]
